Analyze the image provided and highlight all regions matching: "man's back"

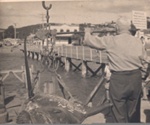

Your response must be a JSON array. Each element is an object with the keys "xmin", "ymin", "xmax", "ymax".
[
  {"xmin": 83, "ymin": 17, "xmax": 148, "ymax": 123},
  {"xmin": 106, "ymin": 33, "xmax": 143, "ymax": 71}
]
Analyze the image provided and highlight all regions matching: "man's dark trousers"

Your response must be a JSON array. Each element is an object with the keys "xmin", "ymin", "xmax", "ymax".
[{"xmin": 108, "ymin": 69, "xmax": 142, "ymax": 123}]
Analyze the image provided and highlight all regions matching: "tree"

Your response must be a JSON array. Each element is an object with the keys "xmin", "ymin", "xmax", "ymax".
[
  {"xmin": 0, "ymin": 32, "xmax": 3, "ymax": 40},
  {"xmin": 4, "ymin": 25, "xmax": 15, "ymax": 38},
  {"xmin": 147, "ymin": 17, "xmax": 150, "ymax": 29}
]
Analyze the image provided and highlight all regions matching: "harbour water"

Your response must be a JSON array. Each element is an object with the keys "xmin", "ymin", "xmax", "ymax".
[{"xmin": 0, "ymin": 45, "xmax": 106, "ymax": 123}]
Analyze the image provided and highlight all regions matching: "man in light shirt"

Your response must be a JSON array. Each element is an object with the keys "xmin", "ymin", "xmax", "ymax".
[{"xmin": 83, "ymin": 17, "xmax": 148, "ymax": 123}]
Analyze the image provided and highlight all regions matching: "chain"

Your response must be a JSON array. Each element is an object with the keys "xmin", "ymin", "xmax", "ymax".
[{"xmin": 42, "ymin": 1, "xmax": 52, "ymax": 30}]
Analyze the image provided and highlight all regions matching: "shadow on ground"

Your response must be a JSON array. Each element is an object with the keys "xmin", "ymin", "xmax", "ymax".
[{"xmin": 5, "ymin": 95, "xmax": 16, "ymax": 105}]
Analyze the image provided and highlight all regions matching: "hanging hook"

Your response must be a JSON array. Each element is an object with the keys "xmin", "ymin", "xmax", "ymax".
[
  {"xmin": 42, "ymin": 1, "xmax": 52, "ymax": 28},
  {"xmin": 42, "ymin": 1, "xmax": 52, "ymax": 10}
]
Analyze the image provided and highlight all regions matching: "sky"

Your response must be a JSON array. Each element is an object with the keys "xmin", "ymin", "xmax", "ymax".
[{"xmin": 0, "ymin": 0, "xmax": 150, "ymax": 29}]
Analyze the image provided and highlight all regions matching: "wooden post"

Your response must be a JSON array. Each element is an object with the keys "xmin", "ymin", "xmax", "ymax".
[
  {"xmin": 64, "ymin": 57, "xmax": 70, "ymax": 72},
  {"xmin": 33, "ymin": 53, "xmax": 36, "ymax": 60},
  {"xmin": 27, "ymin": 51, "xmax": 29, "ymax": 57},
  {"xmin": 69, "ymin": 58, "xmax": 72, "ymax": 70},
  {"xmin": 29, "ymin": 51, "xmax": 31, "ymax": 58},
  {"xmin": 82, "ymin": 61, "xmax": 87, "ymax": 78},
  {"xmin": 31, "ymin": 52, "xmax": 34, "ymax": 59},
  {"xmin": 37, "ymin": 53, "xmax": 41, "ymax": 61},
  {"xmin": 37, "ymin": 53, "xmax": 39, "ymax": 61}
]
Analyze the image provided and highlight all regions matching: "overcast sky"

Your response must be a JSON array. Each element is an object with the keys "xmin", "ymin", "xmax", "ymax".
[{"xmin": 0, "ymin": 0, "xmax": 150, "ymax": 29}]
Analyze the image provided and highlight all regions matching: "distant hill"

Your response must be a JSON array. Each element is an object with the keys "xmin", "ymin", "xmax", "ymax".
[
  {"xmin": 16, "ymin": 24, "xmax": 42, "ymax": 39},
  {"xmin": 0, "ymin": 23, "xmax": 80, "ymax": 40},
  {"xmin": 0, "ymin": 24, "xmax": 41, "ymax": 40},
  {"xmin": 0, "ymin": 22, "xmax": 116, "ymax": 40}
]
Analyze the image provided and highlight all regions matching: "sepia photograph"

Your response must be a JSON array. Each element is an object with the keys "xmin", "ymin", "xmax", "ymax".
[{"xmin": 0, "ymin": 0, "xmax": 150, "ymax": 124}]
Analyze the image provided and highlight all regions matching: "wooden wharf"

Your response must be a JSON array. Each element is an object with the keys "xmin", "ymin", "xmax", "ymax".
[
  {"xmin": 20, "ymin": 43, "xmax": 150, "ymax": 77},
  {"xmin": 21, "ymin": 44, "xmax": 108, "ymax": 77}
]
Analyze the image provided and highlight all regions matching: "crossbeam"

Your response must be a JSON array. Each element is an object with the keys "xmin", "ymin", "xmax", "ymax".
[
  {"xmin": 0, "ymin": 70, "xmax": 24, "ymax": 74},
  {"xmin": 67, "ymin": 59, "xmax": 82, "ymax": 72},
  {"xmin": 87, "ymin": 63, "xmax": 105, "ymax": 77},
  {"xmin": 1, "ymin": 73, "xmax": 9, "ymax": 81},
  {"xmin": 12, "ymin": 72, "xmax": 24, "ymax": 83}
]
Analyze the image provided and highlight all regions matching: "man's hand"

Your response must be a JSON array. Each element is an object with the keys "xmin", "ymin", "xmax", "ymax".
[{"xmin": 83, "ymin": 28, "xmax": 93, "ymax": 46}]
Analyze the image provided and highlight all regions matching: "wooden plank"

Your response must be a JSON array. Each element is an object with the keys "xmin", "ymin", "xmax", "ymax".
[
  {"xmin": 61, "ymin": 45, "xmax": 65, "ymax": 56},
  {"xmin": 71, "ymin": 46, "xmax": 77, "ymax": 59},
  {"xmin": 12, "ymin": 72, "xmax": 24, "ymax": 83},
  {"xmin": 67, "ymin": 46, "xmax": 72, "ymax": 58},
  {"xmin": 41, "ymin": 45, "xmax": 108, "ymax": 63},
  {"xmin": 54, "ymin": 45, "xmax": 108, "ymax": 63},
  {"xmin": 2, "ymin": 73, "xmax": 9, "ymax": 81},
  {"xmin": 77, "ymin": 46, "xmax": 83, "ymax": 60},
  {"xmin": 0, "ymin": 70, "xmax": 23, "ymax": 74},
  {"xmin": 84, "ymin": 47, "xmax": 92, "ymax": 61},
  {"xmin": 76, "ymin": 46, "xmax": 79, "ymax": 59}
]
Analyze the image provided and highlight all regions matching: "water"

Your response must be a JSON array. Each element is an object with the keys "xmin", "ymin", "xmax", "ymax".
[{"xmin": 0, "ymin": 46, "xmax": 106, "ymax": 105}]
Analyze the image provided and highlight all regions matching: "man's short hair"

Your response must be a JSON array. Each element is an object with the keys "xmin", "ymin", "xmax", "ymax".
[{"xmin": 116, "ymin": 17, "xmax": 131, "ymax": 31}]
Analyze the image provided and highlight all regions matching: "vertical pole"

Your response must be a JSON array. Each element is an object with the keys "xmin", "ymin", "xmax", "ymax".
[
  {"xmin": 80, "ymin": 37, "xmax": 87, "ymax": 77},
  {"xmin": 64, "ymin": 57, "xmax": 70, "ymax": 72},
  {"xmin": 69, "ymin": 58, "xmax": 72, "ymax": 70},
  {"xmin": 34, "ymin": 53, "xmax": 37, "ymax": 60},
  {"xmin": 24, "ymin": 38, "xmax": 34, "ymax": 99},
  {"xmin": 38, "ymin": 53, "xmax": 42, "ymax": 61},
  {"xmin": 82, "ymin": 61, "xmax": 87, "ymax": 78}
]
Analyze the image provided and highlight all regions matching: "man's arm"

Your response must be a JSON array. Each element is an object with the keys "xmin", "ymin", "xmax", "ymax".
[{"xmin": 83, "ymin": 28, "xmax": 108, "ymax": 50}]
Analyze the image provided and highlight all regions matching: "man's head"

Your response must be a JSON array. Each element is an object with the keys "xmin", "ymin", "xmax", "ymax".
[{"xmin": 116, "ymin": 17, "xmax": 131, "ymax": 33}]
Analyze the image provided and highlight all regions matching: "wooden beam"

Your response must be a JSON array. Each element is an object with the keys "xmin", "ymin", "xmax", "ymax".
[
  {"xmin": 91, "ymin": 64, "xmax": 105, "ymax": 77},
  {"xmin": 73, "ymin": 63, "xmax": 82, "ymax": 72}
]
